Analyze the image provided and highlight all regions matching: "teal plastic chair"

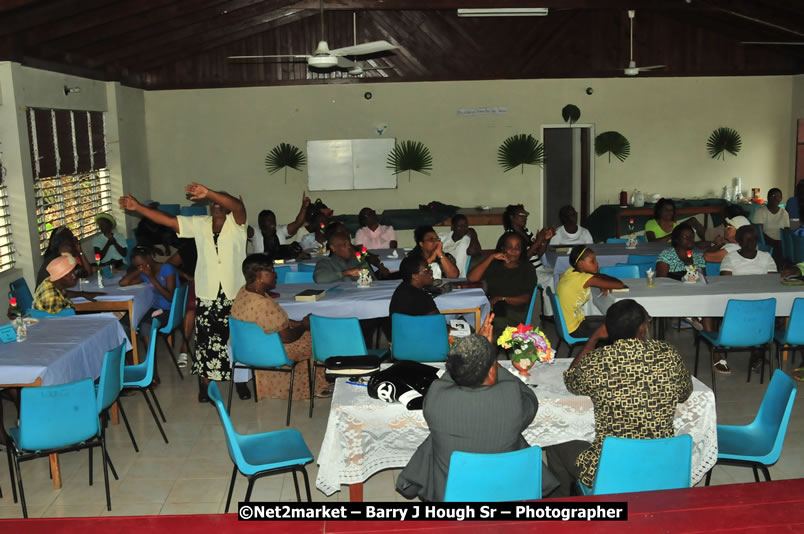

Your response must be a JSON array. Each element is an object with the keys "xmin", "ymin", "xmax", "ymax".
[
  {"xmin": 753, "ymin": 223, "xmax": 767, "ymax": 249},
  {"xmin": 694, "ymin": 298, "xmax": 776, "ymax": 397},
  {"xmin": 309, "ymin": 315, "xmax": 387, "ymax": 417},
  {"xmin": 705, "ymin": 370, "xmax": 796, "ymax": 485},
  {"xmin": 27, "ymin": 307, "xmax": 76, "ymax": 318},
  {"xmin": 627, "ymin": 254, "xmax": 658, "ymax": 265},
  {"xmin": 616, "ymin": 262, "xmax": 651, "ymax": 277},
  {"xmin": 444, "ymin": 446, "xmax": 543, "ymax": 502},
  {"xmin": 229, "ymin": 317, "xmax": 310, "ymax": 426},
  {"xmin": 123, "ymin": 318, "xmax": 168, "ymax": 446},
  {"xmin": 781, "ymin": 229, "xmax": 793, "ymax": 262},
  {"xmin": 599, "ymin": 264, "xmax": 639, "ymax": 279},
  {"xmin": 706, "ymin": 262, "xmax": 721, "ymax": 276},
  {"xmin": 157, "ymin": 203, "xmax": 180, "ymax": 216},
  {"xmin": 464, "ymin": 256, "xmax": 472, "ymax": 277},
  {"xmin": 154, "ymin": 284, "xmax": 190, "ymax": 380},
  {"xmin": 123, "ymin": 238, "xmax": 136, "ymax": 266},
  {"xmin": 207, "ymin": 382, "xmax": 314, "ymax": 512},
  {"xmin": 91, "ymin": 342, "xmax": 128, "ymax": 485},
  {"xmin": 774, "ymin": 298, "xmax": 804, "ymax": 370},
  {"xmin": 8, "ymin": 378, "xmax": 109, "ymax": 517},
  {"xmin": 180, "ymin": 205, "xmax": 207, "ymax": 216},
  {"xmin": 391, "ymin": 313, "xmax": 449, "ymax": 362},
  {"xmin": 579, "ymin": 435, "xmax": 692, "ymax": 495},
  {"xmin": 794, "ymin": 234, "xmax": 804, "ymax": 264},
  {"xmin": 524, "ymin": 285, "xmax": 542, "ymax": 326},
  {"xmin": 277, "ymin": 270, "xmax": 315, "ymax": 284},
  {"xmin": 8, "ymin": 278, "xmax": 33, "ymax": 313},
  {"xmin": 545, "ymin": 287, "xmax": 589, "ymax": 358},
  {"xmin": 297, "ymin": 263, "xmax": 317, "ymax": 273}
]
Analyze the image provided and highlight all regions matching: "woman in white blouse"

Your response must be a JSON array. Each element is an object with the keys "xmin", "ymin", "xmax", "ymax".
[
  {"xmin": 120, "ymin": 183, "xmax": 247, "ymax": 402},
  {"xmin": 720, "ymin": 225, "xmax": 777, "ymax": 276}
]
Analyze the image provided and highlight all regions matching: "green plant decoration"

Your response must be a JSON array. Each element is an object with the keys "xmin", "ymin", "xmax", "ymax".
[
  {"xmin": 595, "ymin": 131, "xmax": 631, "ymax": 163},
  {"xmin": 707, "ymin": 127, "xmax": 742, "ymax": 160},
  {"xmin": 562, "ymin": 104, "xmax": 581, "ymax": 125},
  {"xmin": 497, "ymin": 134, "xmax": 545, "ymax": 174},
  {"xmin": 386, "ymin": 140, "xmax": 433, "ymax": 181},
  {"xmin": 265, "ymin": 143, "xmax": 306, "ymax": 184}
]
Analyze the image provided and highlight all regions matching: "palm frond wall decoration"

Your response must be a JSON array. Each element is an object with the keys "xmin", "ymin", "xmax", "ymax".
[
  {"xmin": 386, "ymin": 140, "xmax": 433, "ymax": 181},
  {"xmin": 562, "ymin": 104, "xmax": 581, "ymax": 125},
  {"xmin": 706, "ymin": 127, "xmax": 742, "ymax": 160},
  {"xmin": 265, "ymin": 143, "xmax": 306, "ymax": 184},
  {"xmin": 595, "ymin": 131, "xmax": 631, "ymax": 163},
  {"xmin": 497, "ymin": 134, "xmax": 545, "ymax": 173}
]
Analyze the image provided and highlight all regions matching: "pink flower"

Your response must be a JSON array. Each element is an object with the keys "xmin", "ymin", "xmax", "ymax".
[
  {"xmin": 629, "ymin": 218, "xmax": 634, "ymax": 224},
  {"xmin": 686, "ymin": 250, "xmax": 692, "ymax": 258},
  {"xmin": 94, "ymin": 253, "xmax": 101, "ymax": 261},
  {"xmin": 361, "ymin": 246, "xmax": 367, "ymax": 254},
  {"xmin": 9, "ymin": 297, "xmax": 17, "ymax": 307},
  {"xmin": 355, "ymin": 252, "xmax": 361, "ymax": 259}
]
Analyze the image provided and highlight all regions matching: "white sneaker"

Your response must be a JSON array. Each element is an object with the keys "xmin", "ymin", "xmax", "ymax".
[{"xmin": 177, "ymin": 353, "xmax": 189, "ymax": 368}]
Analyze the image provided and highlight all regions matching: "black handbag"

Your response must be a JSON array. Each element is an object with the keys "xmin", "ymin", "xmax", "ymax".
[
  {"xmin": 324, "ymin": 355, "xmax": 382, "ymax": 378},
  {"xmin": 367, "ymin": 361, "xmax": 442, "ymax": 410}
]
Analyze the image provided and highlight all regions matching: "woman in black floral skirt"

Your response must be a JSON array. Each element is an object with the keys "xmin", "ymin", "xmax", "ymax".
[{"xmin": 120, "ymin": 183, "xmax": 247, "ymax": 402}]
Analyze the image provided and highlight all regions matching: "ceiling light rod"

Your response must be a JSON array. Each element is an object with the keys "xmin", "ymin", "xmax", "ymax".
[{"xmin": 457, "ymin": 8, "xmax": 548, "ymax": 17}]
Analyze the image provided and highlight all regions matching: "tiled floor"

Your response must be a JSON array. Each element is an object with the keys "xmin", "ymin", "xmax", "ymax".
[{"xmin": 1, "ymin": 324, "xmax": 802, "ymax": 518}]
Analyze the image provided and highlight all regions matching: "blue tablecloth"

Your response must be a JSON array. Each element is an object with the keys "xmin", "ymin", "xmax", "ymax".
[
  {"xmin": 288, "ymin": 249, "xmax": 405, "ymax": 273},
  {"xmin": 543, "ymin": 242, "xmax": 669, "ymax": 287},
  {"xmin": 0, "ymin": 314, "xmax": 131, "ymax": 386},
  {"xmin": 72, "ymin": 273, "xmax": 156, "ymax": 327}
]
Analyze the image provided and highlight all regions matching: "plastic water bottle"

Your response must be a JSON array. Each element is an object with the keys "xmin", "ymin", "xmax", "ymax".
[{"xmin": 14, "ymin": 316, "xmax": 27, "ymax": 342}]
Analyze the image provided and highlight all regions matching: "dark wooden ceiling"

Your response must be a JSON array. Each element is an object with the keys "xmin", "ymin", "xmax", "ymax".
[{"xmin": 0, "ymin": 0, "xmax": 802, "ymax": 90}]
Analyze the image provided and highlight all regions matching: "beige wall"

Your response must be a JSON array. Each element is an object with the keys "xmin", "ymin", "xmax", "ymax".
[
  {"xmin": 145, "ymin": 75, "xmax": 794, "ymax": 246},
  {"xmin": 793, "ymin": 75, "xmax": 804, "ymax": 189}
]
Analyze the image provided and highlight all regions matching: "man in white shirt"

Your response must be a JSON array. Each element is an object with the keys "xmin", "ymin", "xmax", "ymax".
[
  {"xmin": 704, "ymin": 214, "xmax": 751, "ymax": 263},
  {"xmin": 720, "ymin": 226, "xmax": 777, "ymax": 276},
  {"xmin": 248, "ymin": 192, "xmax": 309, "ymax": 253},
  {"xmin": 438, "ymin": 214, "xmax": 482, "ymax": 278},
  {"xmin": 354, "ymin": 207, "xmax": 397, "ymax": 250},
  {"xmin": 549, "ymin": 206, "xmax": 594, "ymax": 246}
]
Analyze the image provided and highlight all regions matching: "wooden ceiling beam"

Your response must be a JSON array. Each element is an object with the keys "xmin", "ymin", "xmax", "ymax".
[
  {"xmin": 0, "ymin": 0, "xmax": 112, "ymax": 36},
  {"xmin": 287, "ymin": 0, "xmax": 685, "ymax": 9},
  {"xmin": 0, "ymin": 0, "xmax": 37, "ymax": 14}
]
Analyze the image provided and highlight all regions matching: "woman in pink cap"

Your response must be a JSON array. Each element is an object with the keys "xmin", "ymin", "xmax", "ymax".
[{"xmin": 33, "ymin": 254, "xmax": 104, "ymax": 314}]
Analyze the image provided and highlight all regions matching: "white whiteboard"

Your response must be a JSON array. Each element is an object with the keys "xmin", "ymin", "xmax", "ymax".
[{"xmin": 307, "ymin": 138, "xmax": 397, "ymax": 191}]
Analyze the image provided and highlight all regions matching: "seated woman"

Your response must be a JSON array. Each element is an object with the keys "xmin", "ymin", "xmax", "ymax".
[
  {"xmin": 468, "ymin": 233, "xmax": 537, "ymax": 339},
  {"xmin": 92, "ymin": 213, "xmax": 127, "ymax": 269},
  {"xmin": 502, "ymin": 204, "xmax": 553, "ymax": 272},
  {"xmin": 408, "ymin": 226, "xmax": 459, "ymax": 280},
  {"xmin": 355, "ymin": 207, "xmax": 397, "ymax": 249},
  {"xmin": 656, "ymin": 224, "xmax": 707, "ymax": 281},
  {"xmin": 230, "ymin": 254, "xmax": 326, "ymax": 399},
  {"xmin": 36, "ymin": 226, "xmax": 92, "ymax": 286},
  {"xmin": 703, "ymin": 210, "xmax": 751, "ymax": 263},
  {"xmin": 438, "ymin": 214, "xmax": 482, "ymax": 278},
  {"xmin": 314, "ymin": 233, "xmax": 362, "ymax": 283},
  {"xmin": 33, "ymin": 254, "xmax": 104, "ymax": 314},
  {"xmin": 555, "ymin": 245, "xmax": 626, "ymax": 340},
  {"xmin": 720, "ymin": 226, "xmax": 777, "ymax": 276},
  {"xmin": 390, "ymin": 255, "xmax": 438, "ymax": 317},
  {"xmin": 550, "ymin": 205, "xmax": 594, "ymax": 246},
  {"xmin": 645, "ymin": 198, "xmax": 706, "ymax": 243}
]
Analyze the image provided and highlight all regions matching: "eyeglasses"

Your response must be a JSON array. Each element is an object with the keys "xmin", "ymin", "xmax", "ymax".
[{"xmin": 422, "ymin": 238, "xmax": 441, "ymax": 243}]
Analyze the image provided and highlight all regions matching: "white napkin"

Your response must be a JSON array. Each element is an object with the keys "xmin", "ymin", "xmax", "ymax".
[{"xmin": 388, "ymin": 249, "xmax": 399, "ymax": 258}]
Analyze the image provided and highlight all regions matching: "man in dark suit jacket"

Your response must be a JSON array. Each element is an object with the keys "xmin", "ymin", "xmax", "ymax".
[{"xmin": 396, "ymin": 324, "xmax": 558, "ymax": 501}]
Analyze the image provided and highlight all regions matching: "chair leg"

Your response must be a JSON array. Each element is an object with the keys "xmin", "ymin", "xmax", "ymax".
[
  {"xmin": 709, "ymin": 348, "xmax": 717, "ymax": 399},
  {"xmin": 5, "ymin": 441, "xmax": 17, "ymax": 503},
  {"xmin": 752, "ymin": 465, "xmax": 760, "ymax": 483},
  {"xmin": 227, "ymin": 373, "xmax": 235, "ymax": 414},
  {"xmin": 759, "ymin": 464, "xmax": 771, "ymax": 481},
  {"xmin": 301, "ymin": 466, "xmax": 312, "ymax": 502},
  {"xmin": 149, "ymin": 387, "xmax": 167, "ymax": 423},
  {"xmin": 567, "ymin": 344, "xmax": 575, "ymax": 360},
  {"xmin": 694, "ymin": 335, "xmax": 701, "ymax": 377},
  {"xmin": 309, "ymin": 362, "xmax": 317, "ymax": 418},
  {"xmin": 760, "ymin": 345, "xmax": 767, "ymax": 385},
  {"xmin": 244, "ymin": 477, "xmax": 255, "ymax": 503},
  {"xmin": 225, "ymin": 464, "xmax": 237, "ymax": 513},
  {"xmin": 161, "ymin": 334, "xmax": 184, "ymax": 380},
  {"xmin": 286, "ymin": 366, "xmax": 296, "ymax": 427},
  {"xmin": 704, "ymin": 468, "xmax": 713, "ymax": 486},
  {"xmin": 117, "ymin": 399, "xmax": 139, "ymax": 453},
  {"xmin": 100, "ymin": 440, "xmax": 111, "ymax": 511},
  {"xmin": 141, "ymin": 389, "xmax": 169, "ymax": 444},
  {"xmin": 292, "ymin": 469, "xmax": 301, "ymax": 502},
  {"xmin": 12, "ymin": 451, "xmax": 27, "ymax": 518},
  {"xmin": 306, "ymin": 359, "xmax": 313, "ymax": 419},
  {"xmin": 88, "ymin": 446, "xmax": 94, "ymax": 486}
]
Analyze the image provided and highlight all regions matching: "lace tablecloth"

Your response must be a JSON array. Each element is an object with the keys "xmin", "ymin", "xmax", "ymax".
[{"xmin": 315, "ymin": 360, "xmax": 717, "ymax": 495}]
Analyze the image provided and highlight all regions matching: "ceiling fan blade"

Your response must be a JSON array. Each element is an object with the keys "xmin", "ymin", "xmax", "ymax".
[
  {"xmin": 638, "ymin": 65, "xmax": 665, "ymax": 71},
  {"xmin": 337, "ymin": 56, "xmax": 357, "ymax": 69},
  {"xmin": 227, "ymin": 54, "xmax": 310, "ymax": 60},
  {"xmin": 329, "ymin": 40, "xmax": 396, "ymax": 57},
  {"xmin": 741, "ymin": 41, "xmax": 804, "ymax": 45}
]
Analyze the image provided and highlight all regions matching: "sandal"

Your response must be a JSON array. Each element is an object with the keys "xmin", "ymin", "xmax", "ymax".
[
  {"xmin": 793, "ymin": 368, "xmax": 804, "ymax": 382},
  {"xmin": 750, "ymin": 356, "xmax": 763, "ymax": 373},
  {"xmin": 713, "ymin": 360, "xmax": 731, "ymax": 374},
  {"xmin": 315, "ymin": 388, "xmax": 334, "ymax": 399}
]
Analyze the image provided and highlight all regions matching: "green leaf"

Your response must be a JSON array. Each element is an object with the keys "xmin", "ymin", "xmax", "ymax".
[
  {"xmin": 386, "ymin": 140, "xmax": 433, "ymax": 180},
  {"xmin": 497, "ymin": 134, "xmax": 545, "ymax": 173},
  {"xmin": 706, "ymin": 127, "xmax": 742, "ymax": 160},
  {"xmin": 265, "ymin": 143, "xmax": 306, "ymax": 184},
  {"xmin": 595, "ymin": 131, "xmax": 631, "ymax": 163},
  {"xmin": 561, "ymin": 104, "xmax": 581, "ymax": 125}
]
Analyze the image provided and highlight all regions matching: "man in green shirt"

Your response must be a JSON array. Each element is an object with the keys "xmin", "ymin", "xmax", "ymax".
[{"xmin": 313, "ymin": 233, "xmax": 362, "ymax": 284}]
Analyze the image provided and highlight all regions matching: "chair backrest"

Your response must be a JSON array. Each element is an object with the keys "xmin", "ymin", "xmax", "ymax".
[
  {"xmin": 124, "ymin": 238, "xmax": 136, "ymax": 266},
  {"xmin": 158, "ymin": 283, "xmax": 188, "ymax": 334},
  {"xmin": 716, "ymin": 298, "xmax": 776, "ymax": 347},
  {"xmin": 524, "ymin": 285, "xmax": 541, "ymax": 326},
  {"xmin": 616, "ymin": 263, "xmax": 651, "ymax": 278},
  {"xmin": 310, "ymin": 315, "xmax": 369, "ymax": 363},
  {"xmin": 783, "ymin": 298, "xmax": 804, "ymax": 346},
  {"xmin": 28, "ymin": 307, "xmax": 77, "ymax": 318},
  {"xmin": 753, "ymin": 223, "xmax": 767, "ymax": 248},
  {"xmin": 96, "ymin": 341, "xmax": 127, "ymax": 413},
  {"xmin": 17, "ymin": 378, "xmax": 100, "ymax": 451},
  {"xmin": 391, "ymin": 313, "xmax": 449, "ymax": 362},
  {"xmin": 125, "ymin": 318, "xmax": 162, "ymax": 388},
  {"xmin": 627, "ymin": 254, "xmax": 658, "ymax": 265},
  {"xmin": 781, "ymin": 229, "xmax": 793, "ymax": 261},
  {"xmin": 545, "ymin": 287, "xmax": 587, "ymax": 343},
  {"xmin": 207, "ymin": 382, "xmax": 248, "ymax": 469},
  {"xmin": 229, "ymin": 317, "xmax": 293, "ymax": 368},
  {"xmin": 465, "ymin": 256, "xmax": 472, "ymax": 277},
  {"xmin": 157, "ymin": 203, "xmax": 180, "ymax": 216},
  {"xmin": 297, "ymin": 263, "xmax": 317, "ymax": 273},
  {"xmin": 706, "ymin": 261, "xmax": 721, "ymax": 277},
  {"xmin": 749, "ymin": 369, "xmax": 797, "ymax": 465},
  {"xmin": 606, "ymin": 238, "xmax": 627, "ymax": 244},
  {"xmin": 181, "ymin": 205, "xmax": 207, "ymax": 216},
  {"xmin": 443, "ymin": 446, "xmax": 543, "ymax": 502},
  {"xmin": 9, "ymin": 278, "xmax": 34, "ymax": 312},
  {"xmin": 590, "ymin": 435, "xmax": 693, "ymax": 495},
  {"xmin": 599, "ymin": 264, "xmax": 639, "ymax": 279},
  {"xmin": 277, "ymin": 270, "xmax": 315, "ymax": 284},
  {"xmin": 794, "ymin": 234, "xmax": 804, "ymax": 264}
]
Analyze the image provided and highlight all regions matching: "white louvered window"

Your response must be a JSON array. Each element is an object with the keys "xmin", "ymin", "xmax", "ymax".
[{"xmin": 0, "ymin": 158, "xmax": 14, "ymax": 272}]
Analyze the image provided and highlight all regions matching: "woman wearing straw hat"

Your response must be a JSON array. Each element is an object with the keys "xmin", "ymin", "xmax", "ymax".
[
  {"xmin": 92, "ymin": 213, "xmax": 128, "ymax": 269},
  {"xmin": 33, "ymin": 254, "xmax": 105, "ymax": 314}
]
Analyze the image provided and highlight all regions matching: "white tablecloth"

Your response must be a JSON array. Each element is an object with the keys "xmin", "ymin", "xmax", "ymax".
[
  {"xmin": 72, "ymin": 273, "xmax": 156, "ymax": 327},
  {"xmin": 544, "ymin": 243, "xmax": 668, "ymax": 287},
  {"xmin": 274, "ymin": 280, "xmax": 490, "ymax": 327},
  {"xmin": 287, "ymin": 249, "xmax": 405, "ymax": 273},
  {"xmin": 593, "ymin": 274, "xmax": 803, "ymax": 317},
  {"xmin": 0, "ymin": 314, "xmax": 131, "ymax": 386},
  {"xmin": 315, "ymin": 359, "xmax": 717, "ymax": 496}
]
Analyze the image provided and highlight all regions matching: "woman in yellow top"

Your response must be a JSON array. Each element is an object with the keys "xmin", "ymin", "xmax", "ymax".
[
  {"xmin": 120, "ymin": 183, "xmax": 247, "ymax": 402},
  {"xmin": 556, "ymin": 246, "xmax": 626, "ymax": 340},
  {"xmin": 645, "ymin": 198, "xmax": 706, "ymax": 243}
]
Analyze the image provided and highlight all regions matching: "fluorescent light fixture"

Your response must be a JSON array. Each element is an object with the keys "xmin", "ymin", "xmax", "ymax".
[{"xmin": 457, "ymin": 8, "xmax": 548, "ymax": 17}]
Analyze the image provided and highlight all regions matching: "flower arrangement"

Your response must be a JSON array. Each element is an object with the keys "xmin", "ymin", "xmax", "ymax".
[
  {"xmin": 626, "ymin": 218, "xmax": 638, "ymax": 249},
  {"xmin": 355, "ymin": 246, "xmax": 369, "ymax": 268},
  {"xmin": 355, "ymin": 246, "xmax": 372, "ymax": 287},
  {"xmin": 497, "ymin": 323, "xmax": 554, "ymax": 376},
  {"xmin": 682, "ymin": 250, "xmax": 700, "ymax": 282}
]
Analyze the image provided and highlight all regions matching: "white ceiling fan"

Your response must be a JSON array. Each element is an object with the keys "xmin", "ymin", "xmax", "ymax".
[
  {"xmin": 227, "ymin": 0, "xmax": 397, "ymax": 71},
  {"xmin": 623, "ymin": 10, "xmax": 665, "ymax": 76}
]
